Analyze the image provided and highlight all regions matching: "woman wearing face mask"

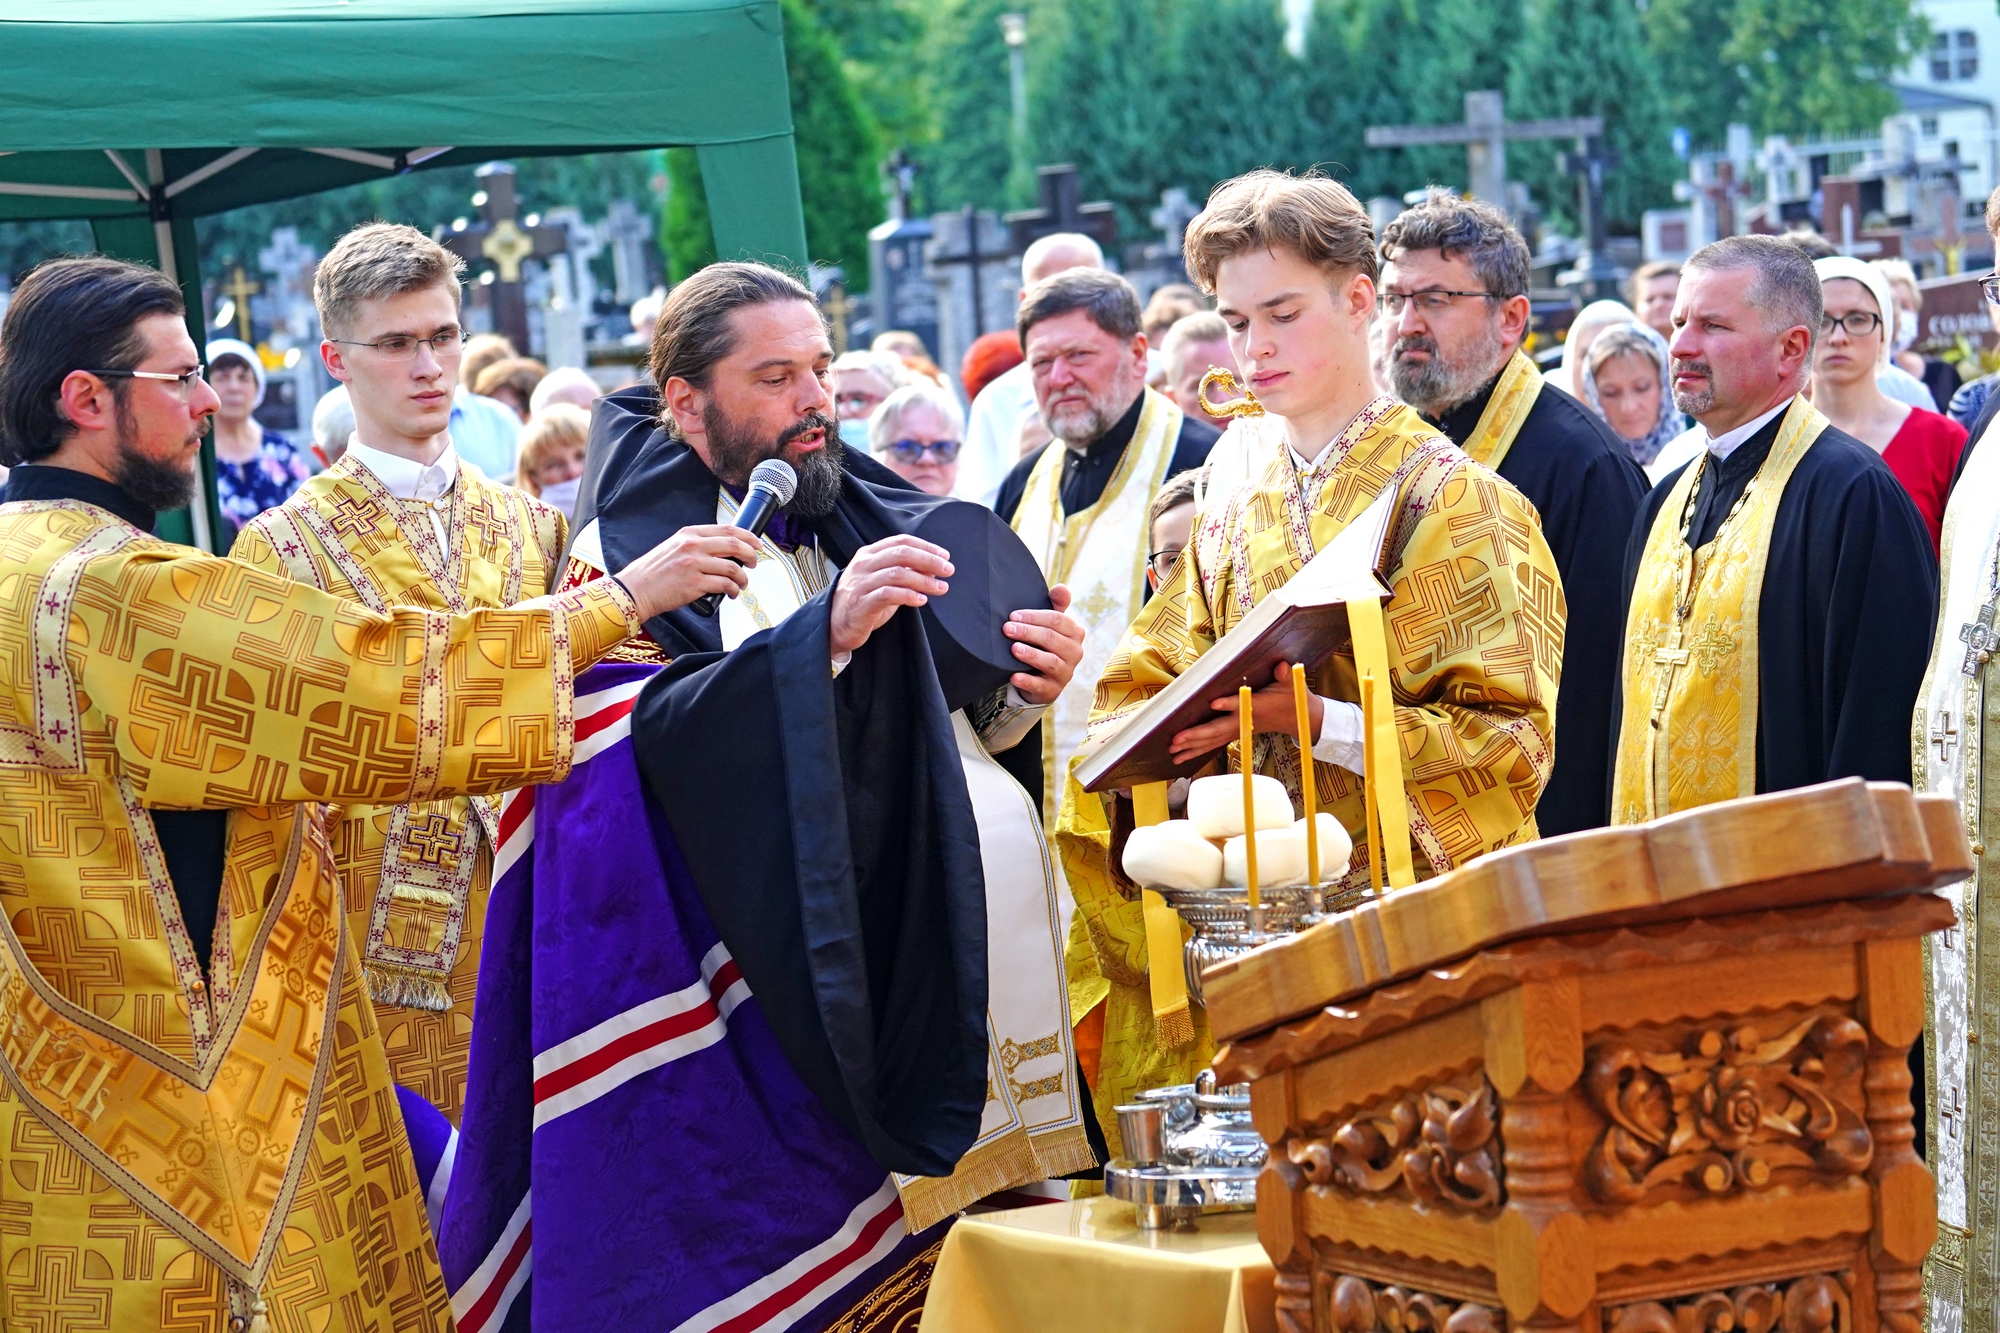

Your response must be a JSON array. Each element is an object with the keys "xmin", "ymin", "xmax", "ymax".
[
  {"xmin": 1812, "ymin": 256, "xmax": 1967, "ymax": 552},
  {"xmin": 1875, "ymin": 258, "xmax": 1961, "ymax": 413},
  {"xmin": 207, "ymin": 336, "xmax": 313, "ymax": 537},
  {"xmin": 868, "ymin": 381, "xmax": 964, "ymax": 497},
  {"xmin": 830, "ymin": 350, "xmax": 907, "ymax": 451},
  {"xmin": 514, "ymin": 402, "xmax": 590, "ymax": 520},
  {"xmin": 1580, "ymin": 321, "xmax": 1683, "ymax": 468}
]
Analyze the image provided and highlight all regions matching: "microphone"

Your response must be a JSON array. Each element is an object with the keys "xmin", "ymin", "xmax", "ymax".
[{"xmin": 692, "ymin": 457, "xmax": 798, "ymax": 616}]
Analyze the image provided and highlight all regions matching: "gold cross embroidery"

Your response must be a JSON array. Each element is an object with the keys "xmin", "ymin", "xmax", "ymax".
[
  {"xmin": 405, "ymin": 812, "xmax": 462, "ymax": 866},
  {"xmin": 1688, "ymin": 614, "xmax": 1737, "ymax": 675}
]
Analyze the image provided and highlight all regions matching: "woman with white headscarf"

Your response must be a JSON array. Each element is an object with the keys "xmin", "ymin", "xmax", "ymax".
[
  {"xmin": 1546, "ymin": 298, "xmax": 1638, "ymax": 399},
  {"xmin": 1581, "ymin": 321, "xmax": 1682, "ymax": 467},
  {"xmin": 1811, "ymin": 256, "xmax": 1966, "ymax": 552},
  {"xmin": 206, "ymin": 336, "xmax": 312, "ymax": 536}
]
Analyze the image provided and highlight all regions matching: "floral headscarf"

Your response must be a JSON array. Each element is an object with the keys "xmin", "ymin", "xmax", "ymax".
[{"xmin": 1582, "ymin": 321, "xmax": 1682, "ymax": 467}]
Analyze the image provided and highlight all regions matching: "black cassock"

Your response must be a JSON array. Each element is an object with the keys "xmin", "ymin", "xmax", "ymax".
[
  {"xmin": 1613, "ymin": 409, "xmax": 1938, "ymax": 795},
  {"xmin": 572, "ymin": 386, "xmax": 991, "ymax": 1176},
  {"xmin": 1427, "ymin": 376, "xmax": 1650, "ymax": 835}
]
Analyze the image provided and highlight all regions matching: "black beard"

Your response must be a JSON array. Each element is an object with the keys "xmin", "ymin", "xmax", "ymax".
[
  {"xmin": 702, "ymin": 403, "xmax": 845, "ymax": 518},
  {"xmin": 111, "ymin": 399, "xmax": 199, "ymax": 512}
]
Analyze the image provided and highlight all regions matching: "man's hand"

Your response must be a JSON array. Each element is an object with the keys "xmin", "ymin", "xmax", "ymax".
[
  {"xmin": 1003, "ymin": 583, "xmax": 1086, "ymax": 706},
  {"xmin": 614, "ymin": 524, "xmax": 762, "ymax": 620},
  {"xmin": 1166, "ymin": 660, "xmax": 1325, "ymax": 764},
  {"xmin": 829, "ymin": 535, "xmax": 954, "ymax": 657}
]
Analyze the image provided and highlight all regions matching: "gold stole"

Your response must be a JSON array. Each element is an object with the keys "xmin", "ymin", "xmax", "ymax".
[
  {"xmin": 1011, "ymin": 388, "xmax": 1182, "ymax": 823},
  {"xmin": 1611, "ymin": 397, "xmax": 1826, "ymax": 823},
  {"xmin": 1456, "ymin": 349, "xmax": 1543, "ymax": 471},
  {"xmin": 264, "ymin": 457, "xmax": 529, "ymax": 1009}
]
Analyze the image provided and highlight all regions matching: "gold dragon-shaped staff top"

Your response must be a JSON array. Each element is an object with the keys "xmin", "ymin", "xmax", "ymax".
[{"xmin": 1197, "ymin": 366, "xmax": 1265, "ymax": 420}]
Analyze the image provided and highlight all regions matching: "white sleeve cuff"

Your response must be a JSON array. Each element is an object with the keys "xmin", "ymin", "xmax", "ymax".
[
  {"xmin": 1312, "ymin": 697, "xmax": 1367, "ymax": 775},
  {"xmin": 831, "ymin": 649, "xmax": 853, "ymax": 677}
]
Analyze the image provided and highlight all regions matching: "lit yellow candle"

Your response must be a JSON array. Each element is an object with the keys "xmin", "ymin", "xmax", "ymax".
[
  {"xmin": 1291, "ymin": 664, "xmax": 1319, "ymax": 891},
  {"xmin": 1239, "ymin": 684, "xmax": 1259, "ymax": 910}
]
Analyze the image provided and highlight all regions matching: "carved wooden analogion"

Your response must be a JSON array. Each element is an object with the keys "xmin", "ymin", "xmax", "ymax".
[{"xmin": 1205, "ymin": 779, "xmax": 1965, "ymax": 1333}]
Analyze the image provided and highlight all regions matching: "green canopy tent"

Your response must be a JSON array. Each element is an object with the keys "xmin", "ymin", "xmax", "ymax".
[{"xmin": 0, "ymin": 0, "xmax": 807, "ymax": 549}]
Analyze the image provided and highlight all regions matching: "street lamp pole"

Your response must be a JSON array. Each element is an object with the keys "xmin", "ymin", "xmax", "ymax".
[{"xmin": 999, "ymin": 13, "xmax": 1030, "ymax": 206}]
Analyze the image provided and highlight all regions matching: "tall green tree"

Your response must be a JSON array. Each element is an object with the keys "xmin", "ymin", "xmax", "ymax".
[
  {"xmin": 663, "ymin": 0, "xmax": 883, "ymax": 287},
  {"xmin": 1644, "ymin": 0, "xmax": 1929, "ymax": 145},
  {"xmin": 1312, "ymin": 0, "xmax": 1523, "ymax": 205},
  {"xmin": 1505, "ymin": 0, "xmax": 1678, "ymax": 233},
  {"xmin": 1031, "ymin": 0, "xmax": 1180, "ymax": 238},
  {"xmin": 1726, "ymin": 0, "xmax": 1929, "ymax": 136},
  {"xmin": 1161, "ymin": 0, "xmax": 1317, "ymax": 208},
  {"xmin": 920, "ymin": 0, "xmax": 1039, "ymax": 214}
]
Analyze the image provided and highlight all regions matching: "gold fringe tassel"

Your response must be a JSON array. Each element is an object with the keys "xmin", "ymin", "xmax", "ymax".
[
  {"xmin": 388, "ymin": 885, "xmax": 458, "ymax": 907},
  {"xmin": 896, "ymin": 1129, "xmax": 1043, "ymax": 1233},
  {"xmin": 363, "ymin": 961, "xmax": 454, "ymax": 1013},
  {"xmin": 1027, "ymin": 1123, "xmax": 1098, "ymax": 1180}
]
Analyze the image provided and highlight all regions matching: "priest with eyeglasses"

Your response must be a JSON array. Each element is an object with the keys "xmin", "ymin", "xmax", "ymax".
[{"xmin": 1378, "ymin": 194, "xmax": 1648, "ymax": 835}]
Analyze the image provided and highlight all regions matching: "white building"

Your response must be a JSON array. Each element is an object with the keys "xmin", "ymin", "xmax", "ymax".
[{"xmin": 1901, "ymin": 0, "xmax": 2000, "ymax": 220}]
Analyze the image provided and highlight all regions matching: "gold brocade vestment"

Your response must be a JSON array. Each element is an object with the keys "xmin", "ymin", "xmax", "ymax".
[
  {"xmin": 1054, "ymin": 398, "xmax": 1562, "ymax": 1154},
  {"xmin": 1610, "ymin": 397, "xmax": 1825, "ymax": 823},
  {"xmin": 0, "ymin": 497, "xmax": 636, "ymax": 1330},
  {"xmin": 232, "ymin": 456, "xmax": 567, "ymax": 1122}
]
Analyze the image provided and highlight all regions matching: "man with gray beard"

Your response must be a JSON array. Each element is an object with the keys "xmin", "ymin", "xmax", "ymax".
[{"xmin": 1380, "ymin": 196, "xmax": 1648, "ymax": 834}]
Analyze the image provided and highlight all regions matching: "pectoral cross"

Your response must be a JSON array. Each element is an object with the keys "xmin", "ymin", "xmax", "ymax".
[
  {"xmin": 1934, "ymin": 709, "xmax": 1960, "ymax": 764},
  {"xmin": 1962, "ymin": 600, "xmax": 2000, "ymax": 675},
  {"xmin": 1649, "ymin": 623, "xmax": 1690, "ymax": 728},
  {"xmin": 1942, "ymin": 1084, "xmax": 1965, "ymax": 1140}
]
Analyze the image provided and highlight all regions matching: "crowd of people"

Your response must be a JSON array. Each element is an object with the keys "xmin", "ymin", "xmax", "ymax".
[{"xmin": 0, "ymin": 169, "xmax": 1994, "ymax": 1329}]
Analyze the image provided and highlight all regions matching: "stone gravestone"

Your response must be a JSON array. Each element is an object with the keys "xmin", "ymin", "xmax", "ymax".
[
  {"xmin": 1126, "ymin": 186, "xmax": 1200, "ymax": 306},
  {"xmin": 1003, "ymin": 163, "xmax": 1119, "ymax": 257},
  {"xmin": 253, "ymin": 227, "xmax": 323, "ymax": 436},
  {"xmin": 924, "ymin": 207, "xmax": 1017, "ymax": 380},
  {"xmin": 869, "ymin": 155, "xmax": 940, "ymax": 360},
  {"xmin": 599, "ymin": 199, "xmax": 655, "ymax": 307},
  {"xmin": 539, "ymin": 207, "xmax": 601, "ymax": 370},
  {"xmin": 436, "ymin": 162, "xmax": 569, "ymax": 353}
]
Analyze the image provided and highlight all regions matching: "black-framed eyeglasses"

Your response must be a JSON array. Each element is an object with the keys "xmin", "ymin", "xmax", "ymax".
[
  {"xmin": 1980, "ymin": 273, "xmax": 2000, "ymax": 306},
  {"xmin": 1147, "ymin": 548, "xmax": 1185, "ymax": 581},
  {"xmin": 329, "ymin": 326, "xmax": 466, "ymax": 360},
  {"xmin": 1820, "ymin": 310, "xmax": 1884, "ymax": 338},
  {"xmin": 1377, "ymin": 289, "xmax": 1498, "ymax": 316},
  {"xmin": 884, "ymin": 438, "xmax": 960, "ymax": 465},
  {"xmin": 84, "ymin": 365, "xmax": 207, "ymax": 402}
]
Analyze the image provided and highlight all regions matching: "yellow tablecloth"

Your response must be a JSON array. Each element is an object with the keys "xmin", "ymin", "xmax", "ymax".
[{"xmin": 920, "ymin": 1197, "xmax": 1275, "ymax": 1333}]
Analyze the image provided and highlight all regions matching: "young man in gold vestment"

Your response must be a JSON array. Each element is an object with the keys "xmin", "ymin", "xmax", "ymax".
[
  {"xmin": 232, "ymin": 225, "xmax": 559, "ymax": 1123},
  {"xmin": 0, "ymin": 256, "xmax": 755, "ymax": 1331},
  {"xmin": 1055, "ymin": 172, "xmax": 1564, "ymax": 1155},
  {"xmin": 1610, "ymin": 235, "xmax": 1935, "ymax": 826}
]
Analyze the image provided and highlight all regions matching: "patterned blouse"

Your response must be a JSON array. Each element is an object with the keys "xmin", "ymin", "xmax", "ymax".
[{"xmin": 215, "ymin": 428, "xmax": 313, "ymax": 535}]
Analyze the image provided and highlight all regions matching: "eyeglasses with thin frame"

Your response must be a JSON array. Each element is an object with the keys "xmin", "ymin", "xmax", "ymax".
[
  {"xmin": 328, "ymin": 326, "xmax": 466, "ymax": 360},
  {"xmin": 884, "ymin": 438, "xmax": 960, "ymax": 465},
  {"xmin": 84, "ymin": 365, "xmax": 208, "ymax": 402},
  {"xmin": 1147, "ymin": 547, "xmax": 1186, "ymax": 582},
  {"xmin": 1376, "ymin": 290, "xmax": 1498, "ymax": 317},
  {"xmin": 1980, "ymin": 273, "xmax": 2000, "ymax": 306},
  {"xmin": 1820, "ymin": 310, "xmax": 1884, "ymax": 338}
]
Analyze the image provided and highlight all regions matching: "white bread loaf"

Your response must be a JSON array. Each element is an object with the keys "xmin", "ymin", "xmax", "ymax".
[
  {"xmin": 1121, "ymin": 820, "xmax": 1225, "ymax": 891},
  {"xmin": 1186, "ymin": 773, "xmax": 1293, "ymax": 839},
  {"xmin": 1223, "ymin": 815, "xmax": 1354, "ymax": 886}
]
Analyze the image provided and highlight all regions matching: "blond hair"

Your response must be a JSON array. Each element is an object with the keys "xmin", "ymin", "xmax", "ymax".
[
  {"xmin": 516, "ymin": 403, "xmax": 590, "ymax": 493},
  {"xmin": 1182, "ymin": 170, "xmax": 1378, "ymax": 295},
  {"xmin": 313, "ymin": 222, "xmax": 464, "ymax": 338}
]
